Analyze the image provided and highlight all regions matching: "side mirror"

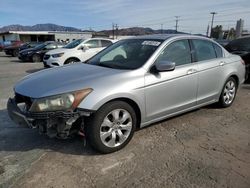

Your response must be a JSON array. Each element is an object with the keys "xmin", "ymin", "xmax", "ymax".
[
  {"xmin": 155, "ymin": 60, "xmax": 175, "ymax": 72},
  {"xmin": 78, "ymin": 45, "xmax": 89, "ymax": 51}
]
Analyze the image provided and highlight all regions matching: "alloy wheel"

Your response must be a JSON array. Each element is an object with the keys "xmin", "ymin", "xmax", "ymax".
[
  {"xmin": 100, "ymin": 109, "xmax": 132, "ymax": 148},
  {"xmin": 223, "ymin": 80, "xmax": 236, "ymax": 105}
]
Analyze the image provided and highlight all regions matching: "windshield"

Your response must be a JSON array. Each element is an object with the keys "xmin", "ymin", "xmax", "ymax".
[
  {"xmin": 63, "ymin": 39, "xmax": 84, "ymax": 49},
  {"xmin": 34, "ymin": 43, "xmax": 46, "ymax": 50},
  {"xmin": 88, "ymin": 39, "xmax": 163, "ymax": 70}
]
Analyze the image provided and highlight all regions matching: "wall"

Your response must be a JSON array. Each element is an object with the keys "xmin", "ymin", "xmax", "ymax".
[
  {"xmin": 0, "ymin": 33, "xmax": 20, "ymax": 42},
  {"xmin": 54, "ymin": 33, "xmax": 92, "ymax": 43}
]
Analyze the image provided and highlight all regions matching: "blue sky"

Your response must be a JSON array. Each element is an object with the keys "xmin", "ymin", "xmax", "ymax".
[{"xmin": 0, "ymin": 0, "xmax": 250, "ymax": 34}]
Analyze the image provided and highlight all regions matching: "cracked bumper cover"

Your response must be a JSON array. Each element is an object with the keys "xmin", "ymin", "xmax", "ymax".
[{"xmin": 7, "ymin": 97, "xmax": 93, "ymax": 138}]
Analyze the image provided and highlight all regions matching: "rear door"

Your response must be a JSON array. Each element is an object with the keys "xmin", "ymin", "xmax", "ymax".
[{"xmin": 191, "ymin": 39, "xmax": 224, "ymax": 104}]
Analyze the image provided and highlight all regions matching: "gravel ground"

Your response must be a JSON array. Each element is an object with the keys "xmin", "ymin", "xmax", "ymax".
[{"xmin": 0, "ymin": 52, "xmax": 250, "ymax": 188}]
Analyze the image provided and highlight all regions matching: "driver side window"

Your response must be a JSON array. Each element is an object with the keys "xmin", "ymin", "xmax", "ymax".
[{"xmin": 156, "ymin": 40, "xmax": 192, "ymax": 66}]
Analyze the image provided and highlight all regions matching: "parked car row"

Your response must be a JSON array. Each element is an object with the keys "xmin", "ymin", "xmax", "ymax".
[{"xmin": 7, "ymin": 34, "xmax": 246, "ymax": 153}]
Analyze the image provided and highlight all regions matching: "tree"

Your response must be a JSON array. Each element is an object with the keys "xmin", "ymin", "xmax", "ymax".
[{"xmin": 211, "ymin": 25, "xmax": 223, "ymax": 39}]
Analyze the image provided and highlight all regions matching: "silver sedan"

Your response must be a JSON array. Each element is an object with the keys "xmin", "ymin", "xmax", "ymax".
[{"xmin": 7, "ymin": 34, "xmax": 245, "ymax": 153}]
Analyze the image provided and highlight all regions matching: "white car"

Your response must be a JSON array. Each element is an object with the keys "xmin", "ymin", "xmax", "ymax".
[{"xmin": 43, "ymin": 38, "xmax": 115, "ymax": 67}]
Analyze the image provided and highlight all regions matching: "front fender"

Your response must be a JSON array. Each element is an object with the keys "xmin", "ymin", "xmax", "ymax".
[{"xmin": 78, "ymin": 90, "xmax": 146, "ymax": 121}]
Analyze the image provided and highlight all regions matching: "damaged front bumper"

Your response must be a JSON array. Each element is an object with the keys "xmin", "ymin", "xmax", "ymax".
[{"xmin": 7, "ymin": 97, "xmax": 93, "ymax": 139}]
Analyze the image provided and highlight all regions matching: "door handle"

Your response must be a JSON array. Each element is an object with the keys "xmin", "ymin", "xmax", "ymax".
[{"xmin": 220, "ymin": 61, "xmax": 225, "ymax": 66}]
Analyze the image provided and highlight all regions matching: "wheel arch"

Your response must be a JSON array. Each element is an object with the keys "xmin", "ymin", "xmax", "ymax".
[
  {"xmin": 64, "ymin": 57, "xmax": 81, "ymax": 64},
  {"xmin": 89, "ymin": 97, "xmax": 142, "ymax": 129}
]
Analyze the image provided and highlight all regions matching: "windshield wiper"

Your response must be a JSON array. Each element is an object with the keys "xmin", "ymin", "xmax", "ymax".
[{"xmin": 98, "ymin": 64, "xmax": 113, "ymax": 68}]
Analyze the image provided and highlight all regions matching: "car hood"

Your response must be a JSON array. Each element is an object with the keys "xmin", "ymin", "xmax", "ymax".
[
  {"xmin": 14, "ymin": 63, "xmax": 122, "ymax": 98},
  {"xmin": 19, "ymin": 48, "xmax": 35, "ymax": 54},
  {"xmin": 46, "ymin": 48, "xmax": 71, "ymax": 55}
]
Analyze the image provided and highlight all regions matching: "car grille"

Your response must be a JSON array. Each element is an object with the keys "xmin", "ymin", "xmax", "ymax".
[{"xmin": 43, "ymin": 54, "xmax": 50, "ymax": 60}]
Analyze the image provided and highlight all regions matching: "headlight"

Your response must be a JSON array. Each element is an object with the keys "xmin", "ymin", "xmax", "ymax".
[
  {"xmin": 29, "ymin": 88, "xmax": 93, "ymax": 112},
  {"xmin": 52, "ymin": 53, "xmax": 64, "ymax": 58}
]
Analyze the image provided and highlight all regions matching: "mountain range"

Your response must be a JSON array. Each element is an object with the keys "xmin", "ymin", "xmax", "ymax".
[
  {"xmin": 0, "ymin": 23, "xmax": 187, "ymax": 35},
  {"xmin": 0, "ymin": 24, "xmax": 81, "ymax": 32}
]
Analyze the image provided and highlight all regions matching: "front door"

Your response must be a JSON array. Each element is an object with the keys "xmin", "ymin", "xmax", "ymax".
[{"xmin": 145, "ymin": 39, "xmax": 198, "ymax": 121}]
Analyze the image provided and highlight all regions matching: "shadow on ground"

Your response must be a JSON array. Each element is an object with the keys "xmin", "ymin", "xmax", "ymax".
[
  {"xmin": 26, "ymin": 67, "xmax": 44, "ymax": 73},
  {"xmin": 0, "ymin": 108, "xmax": 97, "ymax": 156}
]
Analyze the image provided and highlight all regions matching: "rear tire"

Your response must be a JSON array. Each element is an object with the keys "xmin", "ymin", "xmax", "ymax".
[
  {"xmin": 218, "ymin": 77, "xmax": 237, "ymax": 108},
  {"xmin": 85, "ymin": 101, "xmax": 136, "ymax": 154},
  {"xmin": 32, "ymin": 54, "xmax": 41, "ymax": 62}
]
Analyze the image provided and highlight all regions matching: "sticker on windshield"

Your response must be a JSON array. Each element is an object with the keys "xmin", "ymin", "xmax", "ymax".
[{"xmin": 142, "ymin": 41, "xmax": 161, "ymax": 46}]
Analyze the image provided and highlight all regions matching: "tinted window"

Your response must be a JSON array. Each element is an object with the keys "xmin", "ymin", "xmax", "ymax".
[
  {"xmin": 101, "ymin": 40, "xmax": 112, "ymax": 47},
  {"xmin": 84, "ymin": 40, "xmax": 100, "ymax": 48},
  {"xmin": 193, "ymin": 40, "xmax": 216, "ymax": 61},
  {"xmin": 156, "ymin": 40, "xmax": 191, "ymax": 66},
  {"xmin": 213, "ymin": 43, "xmax": 223, "ymax": 58}
]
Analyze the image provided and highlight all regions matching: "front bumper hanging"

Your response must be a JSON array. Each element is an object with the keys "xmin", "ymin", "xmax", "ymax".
[{"xmin": 7, "ymin": 97, "xmax": 92, "ymax": 138}]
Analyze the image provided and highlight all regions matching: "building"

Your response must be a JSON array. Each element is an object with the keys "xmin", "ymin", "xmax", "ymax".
[
  {"xmin": 0, "ymin": 31, "xmax": 93, "ymax": 43},
  {"xmin": 236, "ymin": 19, "xmax": 244, "ymax": 38}
]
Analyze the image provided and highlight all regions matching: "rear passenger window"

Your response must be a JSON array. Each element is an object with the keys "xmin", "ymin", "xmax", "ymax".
[
  {"xmin": 192, "ymin": 40, "xmax": 216, "ymax": 61},
  {"xmin": 156, "ymin": 40, "xmax": 191, "ymax": 66},
  {"xmin": 213, "ymin": 43, "xmax": 223, "ymax": 58},
  {"xmin": 101, "ymin": 40, "xmax": 112, "ymax": 47},
  {"xmin": 84, "ymin": 40, "xmax": 100, "ymax": 48}
]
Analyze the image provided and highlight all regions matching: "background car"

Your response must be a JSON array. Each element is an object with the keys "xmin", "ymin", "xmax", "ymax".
[
  {"xmin": 225, "ymin": 36, "xmax": 250, "ymax": 81},
  {"xmin": 4, "ymin": 41, "xmax": 24, "ymax": 57},
  {"xmin": 19, "ymin": 42, "xmax": 43, "ymax": 52},
  {"xmin": 18, "ymin": 41, "xmax": 65, "ymax": 62},
  {"xmin": 43, "ymin": 38, "xmax": 115, "ymax": 67},
  {"xmin": 0, "ymin": 41, "xmax": 4, "ymax": 51}
]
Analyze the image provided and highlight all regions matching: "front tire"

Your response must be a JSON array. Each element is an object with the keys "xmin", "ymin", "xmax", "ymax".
[
  {"xmin": 85, "ymin": 101, "xmax": 136, "ymax": 154},
  {"xmin": 64, "ymin": 58, "xmax": 80, "ymax": 65},
  {"xmin": 218, "ymin": 77, "xmax": 237, "ymax": 107}
]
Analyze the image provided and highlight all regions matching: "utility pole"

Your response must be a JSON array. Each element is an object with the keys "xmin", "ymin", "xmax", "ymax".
[
  {"xmin": 210, "ymin": 12, "xmax": 217, "ymax": 38},
  {"xmin": 161, "ymin": 24, "xmax": 163, "ymax": 34},
  {"xmin": 115, "ymin": 24, "xmax": 118, "ymax": 39},
  {"xmin": 112, "ymin": 23, "xmax": 115, "ymax": 39},
  {"xmin": 175, "ymin": 16, "xmax": 180, "ymax": 33},
  {"xmin": 206, "ymin": 24, "xmax": 210, "ymax": 37}
]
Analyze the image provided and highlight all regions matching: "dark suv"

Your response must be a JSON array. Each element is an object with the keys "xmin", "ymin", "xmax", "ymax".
[{"xmin": 225, "ymin": 36, "xmax": 250, "ymax": 81}]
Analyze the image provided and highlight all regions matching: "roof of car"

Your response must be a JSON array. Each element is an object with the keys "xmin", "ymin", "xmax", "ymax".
[{"xmin": 128, "ymin": 34, "xmax": 208, "ymax": 41}]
